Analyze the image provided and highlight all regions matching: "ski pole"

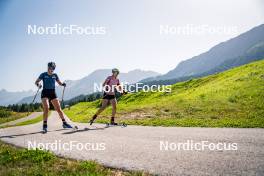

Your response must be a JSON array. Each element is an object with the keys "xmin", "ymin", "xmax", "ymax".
[
  {"xmin": 28, "ymin": 86, "xmax": 40, "ymax": 115},
  {"xmin": 32, "ymin": 86, "xmax": 41, "ymax": 104},
  {"xmin": 61, "ymin": 86, "xmax": 66, "ymax": 108}
]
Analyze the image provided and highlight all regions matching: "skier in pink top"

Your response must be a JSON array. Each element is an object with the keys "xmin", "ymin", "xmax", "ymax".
[{"xmin": 89, "ymin": 68, "xmax": 124, "ymax": 125}]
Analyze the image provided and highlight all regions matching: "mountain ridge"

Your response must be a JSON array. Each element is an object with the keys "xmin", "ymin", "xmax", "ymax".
[{"xmin": 143, "ymin": 24, "xmax": 264, "ymax": 82}]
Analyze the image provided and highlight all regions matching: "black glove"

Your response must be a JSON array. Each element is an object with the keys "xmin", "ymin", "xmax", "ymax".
[
  {"xmin": 62, "ymin": 83, "xmax": 66, "ymax": 87},
  {"xmin": 36, "ymin": 83, "xmax": 42, "ymax": 89}
]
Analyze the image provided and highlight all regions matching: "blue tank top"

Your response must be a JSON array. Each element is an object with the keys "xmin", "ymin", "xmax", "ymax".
[{"xmin": 38, "ymin": 72, "xmax": 59, "ymax": 89}]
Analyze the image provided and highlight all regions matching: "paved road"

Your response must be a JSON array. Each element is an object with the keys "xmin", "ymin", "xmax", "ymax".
[
  {"xmin": 0, "ymin": 112, "xmax": 43, "ymax": 127},
  {"xmin": 0, "ymin": 111, "xmax": 263, "ymax": 175}
]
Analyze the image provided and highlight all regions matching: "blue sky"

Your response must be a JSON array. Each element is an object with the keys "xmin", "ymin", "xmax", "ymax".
[{"xmin": 0, "ymin": 0, "xmax": 263, "ymax": 91}]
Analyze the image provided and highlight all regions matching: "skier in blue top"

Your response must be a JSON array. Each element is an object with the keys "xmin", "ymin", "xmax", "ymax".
[{"xmin": 35, "ymin": 62, "xmax": 72, "ymax": 133}]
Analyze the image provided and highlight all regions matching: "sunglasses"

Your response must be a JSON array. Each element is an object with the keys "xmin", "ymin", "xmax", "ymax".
[{"xmin": 48, "ymin": 67, "xmax": 55, "ymax": 71}]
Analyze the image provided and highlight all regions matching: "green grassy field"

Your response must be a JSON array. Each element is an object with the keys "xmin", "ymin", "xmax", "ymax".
[
  {"xmin": 0, "ymin": 141, "xmax": 148, "ymax": 176},
  {"xmin": 65, "ymin": 60, "xmax": 264, "ymax": 128}
]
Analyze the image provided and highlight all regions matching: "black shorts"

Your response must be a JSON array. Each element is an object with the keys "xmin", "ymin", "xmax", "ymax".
[
  {"xmin": 102, "ymin": 93, "xmax": 116, "ymax": 100},
  {"xmin": 41, "ymin": 89, "xmax": 57, "ymax": 100}
]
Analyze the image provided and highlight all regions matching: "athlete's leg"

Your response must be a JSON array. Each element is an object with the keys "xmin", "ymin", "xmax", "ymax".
[
  {"xmin": 110, "ymin": 98, "xmax": 117, "ymax": 118},
  {"xmin": 42, "ymin": 98, "xmax": 49, "ymax": 132},
  {"xmin": 95, "ymin": 99, "xmax": 109, "ymax": 116},
  {"xmin": 89, "ymin": 99, "xmax": 109, "ymax": 125},
  {"xmin": 51, "ymin": 98, "xmax": 72, "ymax": 128},
  {"xmin": 51, "ymin": 98, "xmax": 65, "ymax": 120},
  {"xmin": 110, "ymin": 98, "xmax": 117, "ymax": 124},
  {"xmin": 42, "ymin": 98, "xmax": 49, "ymax": 121}
]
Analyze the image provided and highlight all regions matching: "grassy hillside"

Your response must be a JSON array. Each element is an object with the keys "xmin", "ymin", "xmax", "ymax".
[
  {"xmin": 65, "ymin": 60, "xmax": 264, "ymax": 128},
  {"xmin": 0, "ymin": 107, "xmax": 28, "ymax": 124}
]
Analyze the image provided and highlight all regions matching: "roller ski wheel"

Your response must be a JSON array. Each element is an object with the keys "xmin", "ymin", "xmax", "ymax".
[
  {"xmin": 73, "ymin": 126, "xmax": 78, "ymax": 131},
  {"xmin": 105, "ymin": 122, "xmax": 127, "ymax": 128}
]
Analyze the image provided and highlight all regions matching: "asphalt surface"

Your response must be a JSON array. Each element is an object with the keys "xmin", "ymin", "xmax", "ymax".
[{"xmin": 0, "ymin": 111, "xmax": 263, "ymax": 175}]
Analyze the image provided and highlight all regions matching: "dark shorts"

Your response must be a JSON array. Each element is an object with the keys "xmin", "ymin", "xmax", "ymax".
[
  {"xmin": 41, "ymin": 89, "xmax": 57, "ymax": 100},
  {"xmin": 103, "ymin": 93, "xmax": 116, "ymax": 100}
]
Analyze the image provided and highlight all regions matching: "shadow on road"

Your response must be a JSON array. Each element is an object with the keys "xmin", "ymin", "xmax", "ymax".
[
  {"xmin": 0, "ymin": 125, "xmax": 123, "ymax": 138},
  {"xmin": 0, "ymin": 131, "xmax": 43, "ymax": 138},
  {"xmin": 62, "ymin": 126, "xmax": 106, "ymax": 134},
  {"xmin": 0, "ymin": 129, "xmax": 66, "ymax": 138}
]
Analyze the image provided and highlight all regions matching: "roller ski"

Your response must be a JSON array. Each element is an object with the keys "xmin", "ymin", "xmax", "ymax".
[
  {"xmin": 105, "ymin": 117, "xmax": 127, "ymax": 128},
  {"xmin": 105, "ymin": 122, "xmax": 127, "ymax": 128}
]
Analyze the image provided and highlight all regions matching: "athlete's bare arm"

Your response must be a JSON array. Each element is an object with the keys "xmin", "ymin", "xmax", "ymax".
[
  {"xmin": 102, "ymin": 78, "xmax": 109, "ymax": 86},
  {"xmin": 56, "ymin": 79, "xmax": 63, "ymax": 86}
]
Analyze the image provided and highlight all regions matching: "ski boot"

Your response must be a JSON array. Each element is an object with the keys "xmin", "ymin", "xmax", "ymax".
[
  {"xmin": 42, "ymin": 125, "xmax": 48, "ymax": 134},
  {"xmin": 110, "ymin": 117, "xmax": 118, "ymax": 125},
  {"xmin": 62, "ymin": 122, "xmax": 73, "ymax": 129},
  {"xmin": 89, "ymin": 115, "xmax": 97, "ymax": 125}
]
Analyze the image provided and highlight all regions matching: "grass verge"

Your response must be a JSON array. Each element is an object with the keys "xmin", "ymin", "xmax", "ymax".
[
  {"xmin": 15, "ymin": 113, "xmax": 44, "ymax": 126},
  {"xmin": 0, "ymin": 112, "xmax": 30, "ymax": 124},
  {"xmin": 0, "ymin": 112, "xmax": 50, "ymax": 128},
  {"xmin": 0, "ymin": 141, "xmax": 149, "ymax": 176}
]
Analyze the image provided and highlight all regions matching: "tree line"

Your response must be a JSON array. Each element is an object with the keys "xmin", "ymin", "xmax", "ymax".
[{"xmin": 6, "ymin": 103, "xmax": 42, "ymax": 112}]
